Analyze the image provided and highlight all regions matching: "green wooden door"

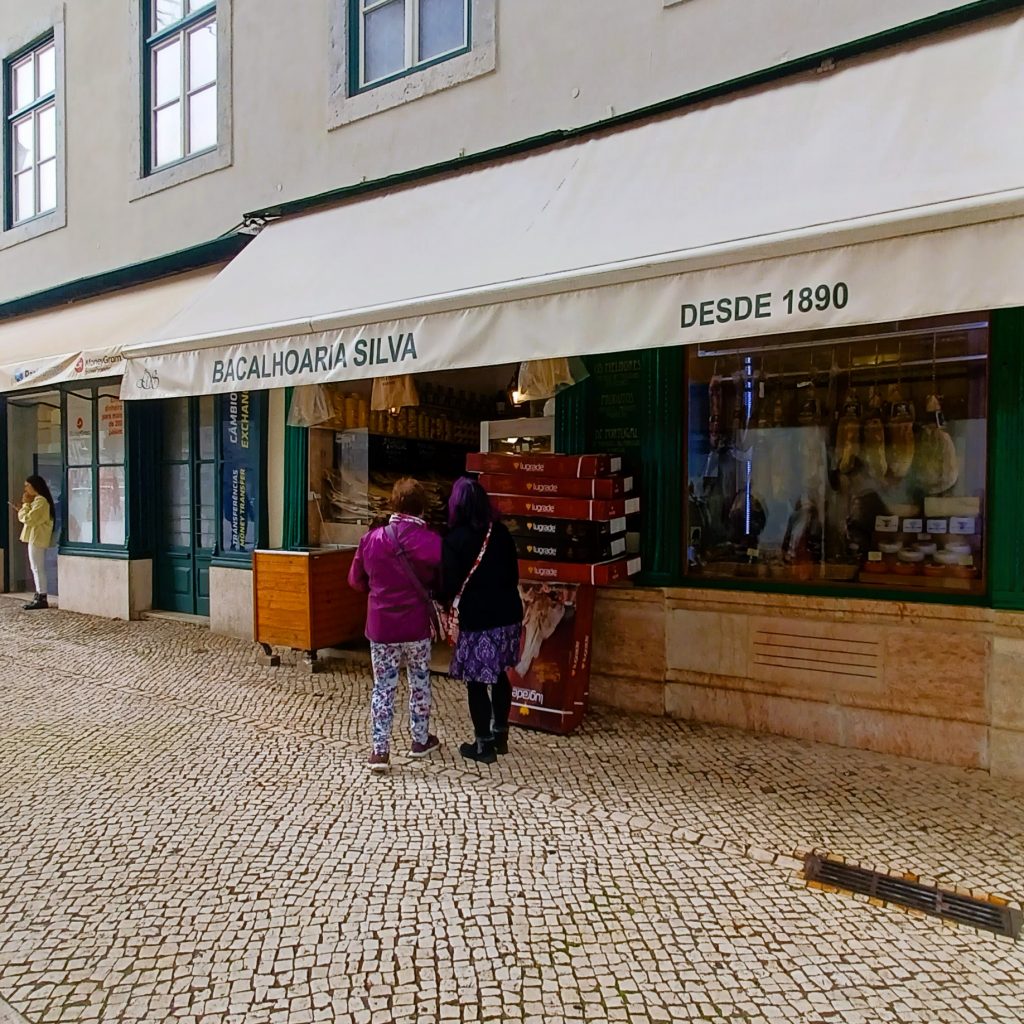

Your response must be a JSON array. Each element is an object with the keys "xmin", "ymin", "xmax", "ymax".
[
  {"xmin": 156, "ymin": 396, "xmax": 216, "ymax": 615},
  {"xmin": 990, "ymin": 309, "xmax": 1024, "ymax": 610}
]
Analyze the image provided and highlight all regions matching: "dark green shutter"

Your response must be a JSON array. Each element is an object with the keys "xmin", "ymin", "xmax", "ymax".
[
  {"xmin": 554, "ymin": 347, "xmax": 684, "ymax": 586},
  {"xmin": 989, "ymin": 308, "xmax": 1024, "ymax": 609},
  {"xmin": 282, "ymin": 388, "xmax": 308, "ymax": 549},
  {"xmin": 638, "ymin": 347, "xmax": 684, "ymax": 585}
]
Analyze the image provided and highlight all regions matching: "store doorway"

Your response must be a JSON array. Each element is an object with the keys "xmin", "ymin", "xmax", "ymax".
[
  {"xmin": 155, "ymin": 396, "xmax": 215, "ymax": 615},
  {"xmin": 6, "ymin": 391, "xmax": 62, "ymax": 596}
]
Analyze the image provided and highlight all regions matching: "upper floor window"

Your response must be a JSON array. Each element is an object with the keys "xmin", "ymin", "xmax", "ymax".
[
  {"xmin": 5, "ymin": 36, "xmax": 57, "ymax": 226},
  {"xmin": 144, "ymin": 1, "xmax": 218, "ymax": 172},
  {"xmin": 353, "ymin": 0, "xmax": 470, "ymax": 91}
]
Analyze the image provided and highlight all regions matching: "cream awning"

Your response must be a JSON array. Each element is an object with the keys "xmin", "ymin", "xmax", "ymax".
[
  {"xmin": 122, "ymin": 11, "xmax": 1024, "ymax": 399},
  {"xmin": 0, "ymin": 267, "xmax": 223, "ymax": 393}
]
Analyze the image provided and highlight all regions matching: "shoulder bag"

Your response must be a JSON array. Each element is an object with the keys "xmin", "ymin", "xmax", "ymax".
[{"xmin": 386, "ymin": 523, "xmax": 492, "ymax": 646}]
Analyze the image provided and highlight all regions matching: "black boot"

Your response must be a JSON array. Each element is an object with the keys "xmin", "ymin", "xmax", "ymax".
[
  {"xmin": 493, "ymin": 730, "xmax": 509, "ymax": 756},
  {"xmin": 23, "ymin": 593, "xmax": 48, "ymax": 610},
  {"xmin": 459, "ymin": 737, "xmax": 497, "ymax": 764}
]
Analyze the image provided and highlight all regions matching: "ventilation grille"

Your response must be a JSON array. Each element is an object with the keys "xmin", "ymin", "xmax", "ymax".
[
  {"xmin": 752, "ymin": 625, "xmax": 881, "ymax": 686},
  {"xmin": 804, "ymin": 853, "xmax": 1021, "ymax": 938}
]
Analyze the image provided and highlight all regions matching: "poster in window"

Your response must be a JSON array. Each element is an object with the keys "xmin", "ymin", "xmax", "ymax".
[
  {"xmin": 221, "ymin": 391, "xmax": 261, "ymax": 553},
  {"xmin": 66, "ymin": 394, "xmax": 94, "ymax": 465},
  {"xmin": 98, "ymin": 395, "xmax": 125, "ymax": 464}
]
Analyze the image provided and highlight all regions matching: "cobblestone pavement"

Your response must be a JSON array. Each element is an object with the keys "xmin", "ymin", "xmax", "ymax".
[{"xmin": 0, "ymin": 600, "xmax": 1021, "ymax": 1024}]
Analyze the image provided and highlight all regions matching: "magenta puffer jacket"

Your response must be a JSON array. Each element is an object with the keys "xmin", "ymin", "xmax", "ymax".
[{"xmin": 347, "ymin": 518, "xmax": 442, "ymax": 644}]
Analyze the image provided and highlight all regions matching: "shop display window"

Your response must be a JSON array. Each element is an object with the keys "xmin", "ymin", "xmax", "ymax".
[
  {"xmin": 685, "ymin": 318, "xmax": 988, "ymax": 595},
  {"xmin": 64, "ymin": 384, "xmax": 127, "ymax": 547},
  {"xmin": 303, "ymin": 369, "xmax": 532, "ymax": 546}
]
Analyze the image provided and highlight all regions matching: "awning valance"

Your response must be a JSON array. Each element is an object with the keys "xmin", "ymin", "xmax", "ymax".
[
  {"xmin": 0, "ymin": 267, "xmax": 222, "ymax": 393},
  {"xmin": 121, "ymin": 12, "xmax": 1024, "ymax": 400}
]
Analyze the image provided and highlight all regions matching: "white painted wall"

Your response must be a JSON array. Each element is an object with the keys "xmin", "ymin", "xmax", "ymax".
[{"xmin": 0, "ymin": 0, "xmax": 968, "ymax": 304}]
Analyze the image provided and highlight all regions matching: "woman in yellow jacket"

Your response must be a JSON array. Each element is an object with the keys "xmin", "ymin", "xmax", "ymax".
[{"xmin": 15, "ymin": 475, "xmax": 55, "ymax": 610}]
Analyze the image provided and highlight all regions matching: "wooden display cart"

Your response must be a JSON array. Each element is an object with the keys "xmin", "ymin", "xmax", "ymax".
[{"xmin": 253, "ymin": 548, "xmax": 367, "ymax": 672}]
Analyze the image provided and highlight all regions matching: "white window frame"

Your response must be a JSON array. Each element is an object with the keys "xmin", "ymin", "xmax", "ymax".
[
  {"xmin": 7, "ymin": 41, "xmax": 58, "ymax": 225},
  {"xmin": 358, "ymin": 0, "xmax": 470, "ymax": 90},
  {"xmin": 129, "ymin": 0, "xmax": 233, "ymax": 201},
  {"xmin": 0, "ymin": 9, "xmax": 66, "ymax": 250},
  {"xmin": 329, "ymin": 0, "xmax": 495, "ymax": 130},
  {"xmin": 147, "ymin": 2, "xmax": 218, "ymax": 171}
]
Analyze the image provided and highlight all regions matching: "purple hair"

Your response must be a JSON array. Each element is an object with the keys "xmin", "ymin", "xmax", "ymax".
[{"xmin": 448, "ymin": 476, "xmax": 497, "ymax": 531}]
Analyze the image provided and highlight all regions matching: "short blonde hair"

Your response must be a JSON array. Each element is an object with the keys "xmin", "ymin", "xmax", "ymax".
[{"xmin": 391, "ymin": 477, "xmax": 427, "ymax": 517}]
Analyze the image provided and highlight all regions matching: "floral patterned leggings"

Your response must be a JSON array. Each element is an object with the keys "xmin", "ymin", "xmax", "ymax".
[{"xmin": 369, "ymin": 639, "xmax": 433, "ymax": 755}]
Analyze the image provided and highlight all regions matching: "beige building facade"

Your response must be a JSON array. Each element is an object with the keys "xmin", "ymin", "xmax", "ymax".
[{"xmin": 2, "ymin": 0, "xmax": 1024, "ymax": 780}]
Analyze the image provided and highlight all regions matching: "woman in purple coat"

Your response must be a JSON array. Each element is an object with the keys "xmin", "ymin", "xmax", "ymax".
[{"xmin": 348, "ymin": 478, "xmax": 443, "ymax": 772}]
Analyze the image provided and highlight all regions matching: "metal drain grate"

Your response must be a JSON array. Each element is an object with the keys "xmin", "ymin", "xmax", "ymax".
[{"xmin": 804, "ymin": 853, "xmax": 1022, "ymax": 938}]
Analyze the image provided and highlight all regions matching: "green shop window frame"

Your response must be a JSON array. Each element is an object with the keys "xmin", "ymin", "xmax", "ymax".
[
  {"xmin": 557, "ymin": 316, "xmax": 1024, "ymax": 610},
  {"xmin": 348, "ymin": 0, "xmax": 472, "ymax": 96},
  {"xmin": 0, "ymin": 395, "xmax": 8, "ymax": 590},
  {"xmin": 57, "ymin": 385, "xmax": 269, "ymax": 566},
  {"xmin": 60, "ymin": 381, "xmax": 131, "ymax": 557}
]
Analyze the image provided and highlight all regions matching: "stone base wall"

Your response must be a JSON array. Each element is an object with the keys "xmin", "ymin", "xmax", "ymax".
[
  {"xmin": 209, "ymin": 566, "xmax": 254, "ymax": 641},
  {"xmin": 56, "ymin": 555, "xmax": 153, "ymax": 620},
  {"xmin": 590, "ymin": 586, "xmax": 1024, "ymax": 782}
]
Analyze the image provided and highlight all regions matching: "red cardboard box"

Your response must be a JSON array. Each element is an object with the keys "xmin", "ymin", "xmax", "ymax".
[
  {"xmin": 491, "ymin": 493, "xmax": 640, "ymax": 522},
  {"xmin": 518, "ymin": 557, "xmax": 641, "ymax": 585},
  {"xmin": 509, "ymin": 583, "xmax": 595, "ymax": 735},
  {"xmin": 514, "ymin": 534, "xmax": 627, "ymax": 563},
  {"xmin": 504, "ymin": 515, "xmax": 628, "ymax": 542},
  {"xmin": 478, "ymin": 473, "xmax": 634, "ymax": 499},
  {"xmin": 466, "ymin": 452, "xmax": 622, "ymax": 478}
]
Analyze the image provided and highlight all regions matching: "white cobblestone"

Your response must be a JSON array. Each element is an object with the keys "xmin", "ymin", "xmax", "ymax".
[{"xmin": 0, "ymin": 600, "xmax": 1020, "ymax": 1023}]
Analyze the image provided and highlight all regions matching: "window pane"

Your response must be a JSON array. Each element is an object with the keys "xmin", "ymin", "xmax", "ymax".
[
  {"xmin": 187, "ymin": 0, "xmax": 215, "ymax": 12},
  {"xmin": 418, "ymin": 0, "xmax": 465, "ymax": 61},
  {"xmin": 36, "ymin": 44, "xmax": 56, "ymax": 97},
  {"xmin": 188, "ymin": 21, "xmax": 217, "ymax": 89},
  {"xmin": 67, "ymin": 467, "xmax": 94, "ymax": 544},
  {"xmin": 37, "ymin": 104, "xmax": 56, "ymax": 160},
  {"xmin": 155, "ymin": 102, "xmax": 183, "ymax": 166},
  {"xmin": 38, "ymin": 159, "xmax": 57, "ymax": 214},
  {"xmin": 154, "ymin": 0, "xmax": 185, "ymax": 31},
  {"xmin": 198, "ymin": 462, "xmax": 216, "ymax": 549},
  {"xmin": 13, "ymin": 118, "xmax": 33, "ymax": 172},
  {"xmin": 187, "ymin": 84, "xmax": 217, "ymax": 153},
  {"xmin": 364, "ymin": 0, "xmax": 406, "ymax": 83},
  {"xmin": 684, "ymin": 323, "xmax": 989, "ymax": 596},
  {"xmin": 163, "ymin": 464, "xmax": 192, "ymax": 548},
  {"xmin": 99, "ymin": 467, "xmax": 126, "ymax": 546},
  {"xmin": 163, "ymin": 399, "xmax": 190, "ymax": 460},
  {"xmin": 198, "ymin": 394, "xmax": 215, "ymax": 460},
  {"xmin": 154, "ymin": 39, "xmax": 182, "ymax": 105},
  {"xmin": 14, "ymin": 172, "xmax": 34, "ymax": 223},
  {"xmin": 98, "ymin": 396, "xmax": 126, "ymax": 464},
  {"xmin": 12, "ymin": 57, "xmax": 34, "ymax": 111},
  {"xmin": 67, "ymin": 395, "xmax": 94, "ymax": 464}
]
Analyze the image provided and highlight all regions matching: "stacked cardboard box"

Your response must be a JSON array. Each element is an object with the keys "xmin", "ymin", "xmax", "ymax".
[
  {"xmin": 466, "ymin": 451, "xmax": 642, "ymax": 734},
  {"xmin": 466, "ymin": 452, "xmax": 641, "ymax": 580}
]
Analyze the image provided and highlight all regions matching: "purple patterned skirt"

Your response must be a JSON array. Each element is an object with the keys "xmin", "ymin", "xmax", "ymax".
[{"xmin": 449, "ymin": 623, "xmax": 522, "ymax": 684}]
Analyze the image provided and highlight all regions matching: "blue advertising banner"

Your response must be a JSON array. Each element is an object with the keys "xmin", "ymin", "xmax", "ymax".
[{"xmin": 221, "ymin": 391, "xmax": 260, "ymax": 554}]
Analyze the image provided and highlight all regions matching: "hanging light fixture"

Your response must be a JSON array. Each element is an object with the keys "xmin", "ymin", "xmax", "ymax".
[{"xmin": 507, "ymin": 370, "xmax": 527, "ymax": 408}]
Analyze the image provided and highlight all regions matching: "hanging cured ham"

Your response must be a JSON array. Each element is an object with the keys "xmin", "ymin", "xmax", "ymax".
[
  {"xmin": 885, "ymin": 383, "xmax": 916, "ymax": 480},
  {"xmin": 915, "ymin": 394, "xmax": 959, "ymax": 495},
  {"xmin": 861, "ymin": 386, "xmax": 888, "ymax": 480},
  {"xmin": 835, "ymin": 390, "xmax": 862, "ymax": 474}
]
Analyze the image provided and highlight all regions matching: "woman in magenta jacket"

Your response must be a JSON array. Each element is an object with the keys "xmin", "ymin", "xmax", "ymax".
[{"xmin": 348, "ymin": 478, "xmax": 442, "ymax": 772}]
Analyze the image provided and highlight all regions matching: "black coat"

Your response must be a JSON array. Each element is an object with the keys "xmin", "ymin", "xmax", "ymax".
[{"xmin": 441, "ymin": 521, "xmax": 524, "ymax": 632}]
